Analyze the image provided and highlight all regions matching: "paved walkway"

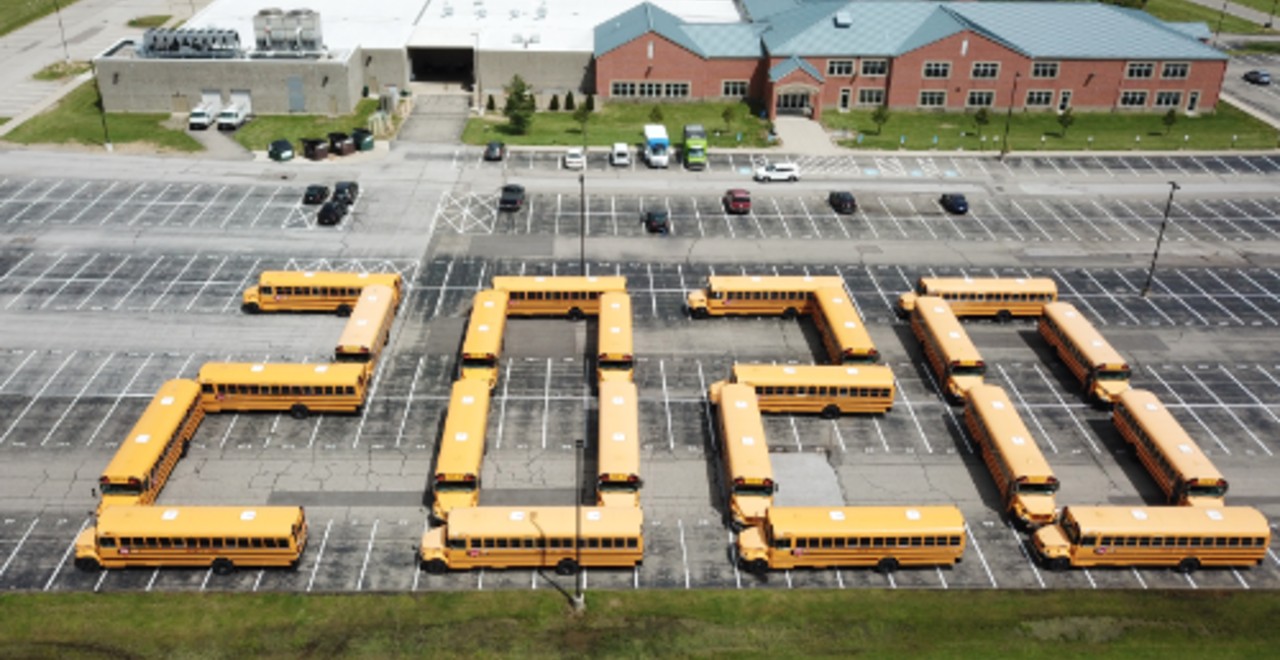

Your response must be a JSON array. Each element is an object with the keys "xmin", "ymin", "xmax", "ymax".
[
  {"xmin": 772, "ymin": 116, "xmax": 845, "ymax": 155},
  {"xmin": 1184, "ymin": 0, "xmax": 1277, "ymax": 31}
]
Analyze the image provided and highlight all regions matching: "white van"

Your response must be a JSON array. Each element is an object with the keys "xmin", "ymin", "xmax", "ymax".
[
  {"xmin": 188, "ymin": 102, "xmax": 219, "ymax": 130},
  {"xmin": 609, "ymin": 143, "xmax": 631, "ymax": 166},
  {"xmin": 216, "ymin": 103, "xmax": 248, "ymax": 131}
]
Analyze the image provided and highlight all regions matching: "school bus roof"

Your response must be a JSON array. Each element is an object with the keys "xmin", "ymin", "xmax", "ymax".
[
  {"xmin": 491, "ymin": 275, "xmax": 627, "ymax": 293},
  {"xmin": 462, "ymin": 290, "xmax": 509, "ymax": 357},
  {"xmin": 598, "ymin": 381, "xmax": 640, "ymax": 476},
  {"xmin": 765, "ymin": 506, "xmax": 965, "ymax": 536},
  {"xmin": 198, "ymin": 362, "xmax": 367, "ymax": 385},
  {"xmin": 704, "ymin": 275, "xmax": 844, "ymax": 293},
  {"xmin": 917, "ymin": 277, "xmax": 1058, "ymax": 296},
  {"xmin": 1061, "ymin": 505, "xmax": 1267, "ymax": 536},
  {"xmin": 718, "ymin": 383, "xmax": 773, "ymax": 481},
  {"xmin": 435, "ymin": 379, "xmax": 492, "ymax": 476},
  {"xmin": 598, "ymin": 292, "xmax": 633, "ymax": 357},
  {"xmin": 1116, "ymin": 389, "xmax": 1223, "ymax": 480},
  {"xmin": 732, "ymin": 364, "xmax": 895, "ymax": 388},
  {"xmin": 335, "ymin": 284, "xmax": 397, "ymax": 352},
  {"xmin": 101, "ymin": 379, "xmax": 201, "ymax": 480},
  {"xmin": 1043, "ymin": 302, "xmax": 1127, "ymax": 367},
  {"xmin": 444, "ymin": 506, "xmax": 644, "ymax": 538},
  {"xmin": 94, "ymin": 505, "xmax": 303, "ymax": 537},
  {"xmin": 914, "ymin": 297, "xmax": 983, "ymax": 363},
  {"xmin": 257, "ymin": 270, "xmax": 403, "ymax": 289},
  {"xmin": 964, "ymin": 384, "xmax": 1055, "ymax": 479}
]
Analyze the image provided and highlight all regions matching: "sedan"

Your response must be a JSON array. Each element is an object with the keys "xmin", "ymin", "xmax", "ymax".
[
  {"xmin": 828, "ymin": 191, "xmax": 858, "ymax": 214},
  {"xmin": 317, "ymin": 200, "xmax": 347, "ymax": 226},
  {"xmin": 643, "ymin": 210, "xmax": 670, "ymax": 234},
  {"xmin": 1243, "ymin": 70, "xmax": 1271, "ymax": 85},
  {"xmin": 499, "ymin": 184, "xmax": 526, "ymax": 212},
  {"xmin": 333, "ymin": 181, "xmax": 360, "ymax": 206},
  {"xmin": 303, "ymin": 184, "xmax": 329, "ymax": 205},
  {"xmin": 939, "ymin": 193, "xmax": 969, "ymax": 215},
  {"xmin": 563, "ymin": 147, "xmax": 585, "ymax": 170},
  {"xmin": 484, "ymin": 141, "xmax": 506, "ymax": 161},
  {"xmin": 722, "ymin": 189, "xmax": 751, "ymax": 214}
]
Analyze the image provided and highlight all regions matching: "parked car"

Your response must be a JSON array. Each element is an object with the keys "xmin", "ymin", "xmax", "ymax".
[
  {"xmin": 267, "ymin": 139, "xmax": 294, "ymax": 162},
  {"xmin": 754, "ymin": 162, "xmax": 800, "ymax": 182},
  {"xmin": 484, "ymin": 141, "xmax": 507, "ymax": 161},
  {"xmin": 723, "ymin": 189, "xmax": 751, "ymax": 214},
  {"xmin": 333, "ymin": 181, "xmax": 360, "ymax": 206},
  {"xmin": 828, "ymin": 191, "xmax": 858, "ymax": 214},
  {"xmin": 563, "ymin": 147, "xmax": 585, "ymax": 170},
  {"xmin": 1243, "ymin": 70, "xmax": 1272, "ymax": 85},
  {"xmin": 939, "ymin": 193, "xmax": 969, "ymax": 215},
  {"xmin": 643, "ymin": 210, "xmax": 670, "ymax": 234},
  {"xmin": 317, "ymin": 200, "xmax": 348, "ymax": 226},
  {"xmin": 499, "ymin": 184, "xmax": 526, "ymax": 212},
  {"xmin": 303, "ymin": 184, "xmax": 330, "ymax": 205},
  {"xmin": 609, "ymin": 143, "xmax": 631, "ymax": 166}
]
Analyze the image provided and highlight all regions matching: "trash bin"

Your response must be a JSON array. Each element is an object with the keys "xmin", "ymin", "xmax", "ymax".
[
  {"xmin": 302, "ymin": 138, "xmax": 329, "ymax": 161},
  {"xmin": 351, "ymin": 128, "xmax": 374, "ymax": 151},
  {"xmin": 327, "ymin": 132, "xmax": 355, "ymax": 156}
]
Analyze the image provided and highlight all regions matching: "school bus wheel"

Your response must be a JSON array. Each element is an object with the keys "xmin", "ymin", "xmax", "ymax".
[
  {"xmin": 336, "ymin": 303, "xmax": 353, "ymax": 317},
  {"xmin": 876, "ymin": 557, "xmax": 899, "ymax": 574},
  {"xmin": 691, "ymin": 307, "xmax": 709, "ymax": 319},
  {"xmin": 568, "ymin": 307, "xmax": 585, "ymax": 321},
  {"xmin": 212, "ymin": 558, "xmax": 235, "ymax": 575},
  {"xmin": 242, "ymin": 302, "xmax": 260, "ymax": 314},
  {"xmin": 556, "ymin": 558, "xmax": 579, "ymax": 576},
  {"xmin": 996, "ymin": 310, "xmax": 1013, "ymax": 323},
  {"xmin": 74, "ymin": 557, "xmax": 102, "ymax": 572},
  {"xmin": 425, "ymin": 559, "xmax": 447, "ymax": 575},
  {"xmin": 1047, "ymin": 557, "xmax": 1070, "ymax": 572},
  {"xmin": 745, "ymin": 558, "xmax": 768, "ymax": 574},
  {"xmin": 290, "ymin": 404, "xmax": 310, "ymax": 420},
  {"xmin": 820, "ymin": 404, "xmax": 841, "ymax": 420},
  {"xmin": 1176, "ymin": 557, "xmax": 1201, "ymax": 574}
]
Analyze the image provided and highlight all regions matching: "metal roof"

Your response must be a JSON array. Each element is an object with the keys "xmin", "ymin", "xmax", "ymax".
[
  {"xmin": 759, "ymin": 1, "xmax": 964, "ymax": 57},
  {"xmin": 1163, "ymin": 21, "xmax": 1213, "ymax": 42},
  {"xmin": 594, "ymin": 3, "xmax": 704, "ymax": 57},
  {"xmin": 683, "ymin": 23, "xmax": 769, "ymax": 57},
  {"xmin": 769, "ymin": 55, "xmax": 825, "ymax": 82}
]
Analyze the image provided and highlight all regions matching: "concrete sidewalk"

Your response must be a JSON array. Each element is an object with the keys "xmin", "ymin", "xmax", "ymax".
[{"xmin": 1184, "ymin": 0, "xmax": 1277, "ymax": 32}]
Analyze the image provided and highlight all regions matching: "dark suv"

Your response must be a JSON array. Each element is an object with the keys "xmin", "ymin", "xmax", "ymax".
[
  {"xmin": 499, "ymin": 184, "xmax": 526, "ymax": 212},
  {"xmin": 828, "ymin": 191, "xmax": 857, "ymax": 214},
  {"xmin": 939, "ymin": 193, "xmax": 969, "ymax": 215},
  {"xmin": 643, "ymin": 210, "xmax": 670, "ymax": 234},
  {"xmin": 333, "ymin": 181, "xmax": 360, "ymax": 206},
  {"xmin": 303, "ymin": 184, "xmax": 329, "ymax": 205},
  {"xmin": 317, "ymin": 200, "xmax": 348, "ymax": 226}
]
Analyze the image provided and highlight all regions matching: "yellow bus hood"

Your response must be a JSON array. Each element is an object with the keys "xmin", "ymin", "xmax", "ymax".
[
  {"xmin": 737, "ymin": 526, "xmax": 767, "ymax": 562},
  {"xmin": 1093, "ymin": 380, "xmax": 1131, "ymax": 403},
  {"xmin": 687, "ymin": 290, "xmax": 708, "ymax": 311},
  {"xmin": 734, "ymin": 495, "xmax": 771, "ymax": 525},
  {"xmin": 1032, "ymin": 525, "xmax": 1070, "ymax": 560},
  {"xmin": 951, "ymin": 375, "xmax": 984, "ymax": 396},
  {"xmin": 598, "ymin": 491, "xmax": 640, "ymax": 508},
  {"xmin": 74, "ymin": 528, "xmax": 97, "ymax": 560},
  {"xmin": 898, "ymin": 292, "xmax": 918, "ymax": 313},
  {"xmin": 1013, "ymin": 494, "xmax": 1057, "ymax": 526},
  {"xmin": 242, "ymin": 287, "xmax": 260, "ymax": 304},
  {"xmin": 419, "ymin": 527, "xmax": 446, "ymax": 560},
  {"xmin": 433, "ymin": 492, "xmax": 476, "ymax": 520}
]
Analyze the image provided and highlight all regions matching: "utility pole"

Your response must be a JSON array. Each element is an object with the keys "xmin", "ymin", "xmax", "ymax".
[
  {"xmin": 572, "ymin": 438, "xmax": 585, "ymax": 612},
  {"xmin": 1142, "ymin": 182, "xmax": 1180, "ymax": 298},
  {"xmin": 999, "ymin": 72, "xmax": 1020, "ymax": 160}
]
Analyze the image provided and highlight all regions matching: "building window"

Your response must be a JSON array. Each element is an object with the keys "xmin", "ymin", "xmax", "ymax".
[
  {"xmin": 1155, "ymin": 91, "xmax": 1182, "ymax": 107},
  {"xmin": 1025, "ymin": 90, "xmax": 1053, "ymax": 107},
  {"xmin": 664, "ymin": 83, "xmax": 689, "ymax": 97},
  {"xmin": 1119, "ymin": 90, "xmax": 1148, "ymax": 107},
  {"xmin": 638, "ymin": 82, "xmax": 662, "ymax": 97},
  {"xmin": 861, "ymin": 59, "xmax": 888, "ymax": 76},
  {"xmin": 827, "ymin": 60, "xmax": 853, "ymax": 76},
  {"xmin": 722, "ymin": 80, "xmax": 748, "ymax": 97},
  {"xmin": 923, "ymin": 61, "xmax": 951, "ymax": 78},
  {"xmin": 966, "ymin": 90, "xmax": 995, "ymax": 107},
  {"xmin": 971, "ymin": 62, "xmax": 999, "ymax": 79},
  {"xmin": 611, "ymin": 82, "xmax": 635, "ymax": 97},
  {"xmin": 1032, "ymin": 62, "xmax": 1059, "ymax": 79},
  {"xmin": 858, "ymin": 88, "xmax": 885, "ymax": 106},
  {"xmin": 919, "ymin": 90, "xmax": 946, "ymax": 107},
  {"xmin": 1162, "ymin": 62, "xmax": 1189, "ymax": 79},
  {"xmin": 1126, "ymin": 62, "xmax": 1154, "ymax": 79}
]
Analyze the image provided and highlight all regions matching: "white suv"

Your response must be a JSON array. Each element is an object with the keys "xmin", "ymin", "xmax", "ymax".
[
  {"xmin": 563, "ymin": 147, "xmax": 585, "ymax": 170},
  {"xmin": 754, "ymin": 162, "xmax": 800, "ymax": 182}
]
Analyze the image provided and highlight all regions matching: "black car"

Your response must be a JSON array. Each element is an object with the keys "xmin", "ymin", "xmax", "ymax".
[
  {"xmin": 1243, "ymin": 70, "xmax": 1272, "ymax": 86},
  {"xmin": 828, "ymin": 191, "xmax": 858, "ymax": 214},
  {"xmin": 643, "ymin": 210, "xmax": 670, "ymax": 234},
  {"xmin": 498, "ymin": 184, "xmax": 526, "ymax": 212},
  {"xmin": 317, "ymin": 200, "xmax": 348, "ymax": 226},
  {"xmin": 302, "ymin": 184, "xmax": 329, "ymax": 205},
  {"xmin": 483, "ymin": 141, "xmax": 506, "ymax": 161},
  {"xmin": 267, "ymin": 139, "xmax": 294, "ymax": 162},
  {"xmin": 939, "ymin": 193, "xmax": 969, "ymax": 215},
  {"xmin": 333, "ymin": 181, "xmax": 360, "ymax": 206}
]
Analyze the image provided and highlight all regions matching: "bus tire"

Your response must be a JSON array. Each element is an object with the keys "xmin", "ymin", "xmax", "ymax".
[
  {"xmin": 782, "ymin": 307, "xmax": 799, "ymax": 320},
  {"xmin": 746, "ymin": 559, "xmax": 769, "ymax": 574},
  {"xmin": 1047, "ymin": 557, "xmax": 1070, "ymax": 572},
  {"xmin": 212, "ymin": 558, "xmax": 235, "ymax": 576},
  {"xmin": 556, "ymin": 558, "xmax": 579, "ymax": 576},
  {"xmin": 569, "ymin": 308, "xmax": 585, "ymax": 321},
  {"xmin": 336, "ymin": 304, "xmax": 353, "ymax": 317},
  {"xmin": 289, "ymin": 404, "xmax": 310, "ymax": 420},
  {"xmin": 180, "ymin": 440, "xmax": 190, "ymax": 458},
  {"xmin": 242, "ymin": 302, "xmax": 260, "ymax": 314},
  {"xmin": 74, "ymin": 557, "xmax": 101, "ymax": 572},
  {"xmin": 876, "ymin": 557, "xmax": 900, "ymax": 574},
  {"xmin": 820, "ymin": 405, "xmax": 841, "ymax": 420},
  {"xmin": 1176, "ymin": 557, "xmax": 1201, "ymax": 574},
  {"xmin": 425, "ymin": 559, "xmax": 448, "ymax": 575},
  {"xmin": 729, "ymin": 518, "xmax": 746, "ymax": 533},
  {"xmin": 996, "ymin": 310, "xmax": 1013, "ymax": 324},
  {"xmin": 691, "ymin": 307, "xmax": 709, "ymax": 320}
]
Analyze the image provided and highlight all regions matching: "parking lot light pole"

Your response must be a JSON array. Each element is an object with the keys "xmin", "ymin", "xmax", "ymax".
[
  {"xmin": 999, "ymin": 72, "xmax": 1020, "ymax": 160},
  {"xmin": 1142, "ymin": 181, "xmax": 1180, "ymax": 298},
  {"xmin": 1268, "ymin": 0, "xmax": 1278, "ymax": 28},
  {"xmin": 578, "ymin": 173, "xmax": 586, "ymax": 275},
  {"xmin": 572, "ymin": 438, "xmax": 585, "ymax": 612},
  {"xmin": 89, "ymin": 61, "xmax": 113, "ymax": 152}
]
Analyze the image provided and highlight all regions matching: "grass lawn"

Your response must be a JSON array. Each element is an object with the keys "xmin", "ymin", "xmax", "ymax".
[
  {"xmin": 1221, "ymin": 0, "xmax": 1280, "ymax": 22},
  {"xmin": 127, "ymin": 14, "xmax": 171, "ymax": 28},
  {"xmin": 462, "ymin": 101, "xmax": 772, "ymax": 148},
  {"xmin": 823, "ymin": 101, "xmax": 1277, "ymax": 151},
  {"xmin": 31, "ymin": 60, "xmax": 89, "ymax": 81},
  {"xmin": 3, "ymin": 80, "xmax": 201, "ymax": 152},
  {"xmin": 1231, "ymin": 39, "xmax": 1280, "ymax": 53},
  {"xmin": 0, "ymin": 0, "xmax": 84, "ymax": 38},
  {"xmin": 232, "ymin": 99, "xmax": 381, "ymax": 152},
  {"xmin": 1, "ymin": 590, "xmax": 1278, "ymax": 657},
  {"xmin": 1143, "ymin": 0, "xmax": 1274, "ymax": 35}
]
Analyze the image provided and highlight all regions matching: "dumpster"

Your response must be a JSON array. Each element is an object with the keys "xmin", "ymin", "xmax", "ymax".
[
  {"xmin": 351, "ymin": 128, "xmax": 374, "ymax": 151},
  {"xmin": 328, "ymin": 132, "xmax": 355, "ymax": 156},
  {"xmin": 302, "ymin": 138, "xmax": 329, "ymax": 161}
]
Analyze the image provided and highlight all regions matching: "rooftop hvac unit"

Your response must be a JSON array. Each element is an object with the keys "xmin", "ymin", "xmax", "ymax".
[
  {"xmin": 140, "ymin": 27, "xmax": 240, "ymax": 58},
  {"xmin": 833, "ymin": 11, "xmax": 853, "ymax": 28},
  {"xmin": 254, "ymin": 8, "xmax": 286, "ymax": 49},
  {"xmin": 288, "ymin": 8, "xmax": 323, "ymax": 51},
  {"xmin": 511, "ymin": 33, "xmax": 523, "ymax": 44}
]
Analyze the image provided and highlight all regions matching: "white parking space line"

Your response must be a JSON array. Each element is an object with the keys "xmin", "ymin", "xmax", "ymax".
[
  {"xmin": 1234, "ymin": 269, "xmax": 1280, "ymax": 312},
  {"xmin": 1007, "ymin": 200, "xmax": 1054, "ymax": 240},
  {"xmin": 351, "ymin": 360, "xmax": 388, "ymax": 449},
  {"xmin": 0, "ymin": 253, "xmax": 35, "ymax": 287},
  {"xmin": 113, "ymin": 256, "xmax": 165, "ymax": 311},
  {"xmin": 37, "ymin": 181, "xmax": 90, "ymax": 224},
  {"xmin": 94, "ymin": 183, "xmax": 144, "ymax": 226},
  {"xmin": 993, "ymin": 364, "xmax": 1059, "ymax": 453},
  {"xmin": 306, "ymin": 519, "xmax": 333, "ymax": 592},
  {"xmin": 1087, "ymin": 200, "xmax": 1142, "ymax": 241},
  {"xmin": 1109, "ymin": 269, "xmax": 1176, "ymax": 325},
  {"xmin": 964, "ymin": 522, "xmax": 998, "ymax": 588},
  {"xmin": 1240, "ymin": 367, "xmax": 1280, "ymax": 429},
  {"xmin": 149, "ymin": 253, "xmax": 200, "ymax": 312},
  {"xmin": 159, "ymin": 185, "xmax": 204, "ymax": 227},
  {"xmin": 977, "ymin": 202, "xmax": 1023, "ymax": 241},
  {"xmin": 1216, "ymin": 199, "xmax": 1280, "ymax": 239},
  {"xmin": 395, "ymin": 356, "xmax": 427, "ymax": 448},
  {"xmin": 874, "ymin": 197, "xmax": 909, "ymax": 238},
  {"xmin": 187, "ymin": 185, "xmax": 228, "ymax": 227},
  {"xmin": 218, "ymin": 187, "xmax": 256, "ymax": 228},
  {"xmin": 1090, "ymin": 156, "xmax": 1113, "ymax": 178},
  {"xmin": 185, "ymin": 256, "xmax": 229, "ymax": 311},
  {"xmin": 356, "ymin": 519, "xmax": 379, "ymax": 590},
  {"xmin": 1080, "ymin": 270, "xmax": 1141, "ymax": 324},
  {"xmin": 1191, "ymin": 200, "xmax": 1255, "ymax": 239},
  {"xmin": 126, "ymin": 183, "xmax": 172, "ymax": 226},
  {"xmin": 68, "ymin": 181, "xmax": 118, "ymax": 225},
  {"xmin": 0, "ymin": 518, "xmax": 38, "ymax": 580},
  {"xmin": 676, "ymin": 519, "xmax": 691, "ymax": 589},
  {"xmin": 40, "ymin": 254, "xmax": 98, "ymax": 310},
  {"xmin": 903, "ymin": 198, "xmax": 938, "ymax": 240},
  {"xmin": 0, "ymin": 351, "xmax": 77, "ymax": 446},
  {"xmin": 1173, "ymin": 271, "xmax": 1242, "ymax": 325},
  {"xmin": 1179, "ymin": 366, "xmax": 1270, "ymax": 456},
  {"xmin": 1036, "ymin": 200, "xmax": 1086, "ymax": 241},
  {"xmin": 539, "ymin": 358, "xmax": 553, "ymax": 449},
  {"xmin": 660, "ymin": 359, "xmax": 675, "ymax": 451},
  {"xmin": 696, "ymin": 361, "xmax": 719, "ymax": 454},
  {"xmin": 249, "ymin": 186, "xmax": 287, "ymax": 228},
  {"xmin": 1167, "ymin": 200, "xmax": 1230, "ymax": 242},
  {"xmin": 1142, "ymin": 367, "xmax": 1230, "ymax": 454},
  {"xmin": 5, "ymin": 253, "xmax": 67, "ymax": 310},
  {"xmin": 0, "ymin": 351, "xmax": 37, "ymax": 392},
  {"xmin": 85, "ymin": 353, "xmax": 153, "ymax": 446},
  {"xmin": 1202, "ymin": 270, "xmax": 1275, "ymax": 325},
  {"xmin": 1008, "ymin": 523, "xmax": 1045, "ymax": 589},
  {"xmin": 855, "ymin": 205, "xmax": 880, "ymax": 239},
  {"xmin": 1148, "ymin": 274, "xmax": 1209, "ymax": 325},
  {"xmin": 1211, "ymin": 156, "xmax": 1239, "ymax": 176},
  {"xmin": 43, "ymin": 517, "xmax": 92, "ymax": 591},
  {"xmin": 892, "ymin": 373, "xmax": 933, "ymax": 454},
  {"xmin": 1050, "ymin": 268, "xmax": 1106, "ymax": 325},
  {"xmin": 220, "ymin": 258, "xmax": 261, "ymax": 314},
  {"xmin": 1029, "ymin": 364, "xmax": 1100, "ymax": 453},
  {"xmin": 41, "ymin": 353, "xmax": 114, "ymax": 446}
]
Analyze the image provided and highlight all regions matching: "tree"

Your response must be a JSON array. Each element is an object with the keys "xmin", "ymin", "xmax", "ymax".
[
  {"xmin": 502, "ymin": 74, "xmax": 536, "ymax": 135},
  {"xmin": 721, "ymin": 105, "xmax": 736, "ymax": 132},
  {"xmin": 973, "ymin": 107, "xmax": 991, "ymax": 137},
  {"xmin": 565, "ymin": 91, "xmax": 576, "ymax": 111},
  {"xmin": 871, "ymin": 104, "xmax": 890, "ymax": 135},
  {"xmin": 1162, "ymin": 108, "xmax": 1177, "ymax": 135},
  {"xmin": 585, "ymin": 94, "xmax": 595, "ymax": 112},
  {"xmin": 486, "ymin": 95, "xmax": 495, "ymax": 112},
  {"xmin": 573, "ymin": 104, "xmax": 592, "ymax": 145},
  {"xmin": 549, "ymin": 94, "xmax": 560, "ymax": 111},
  {"xmin": 649, "ymin": 105, "xmax": 664, "ymax": 123},
  {"xmin": 1056, "ymin": 107, "xmax": 1075, "ymax": 137}
]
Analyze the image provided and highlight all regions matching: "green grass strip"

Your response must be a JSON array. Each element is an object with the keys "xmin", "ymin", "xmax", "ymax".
[
  {"xmin": 463, "ymin": 101, "xmax": 772, "ymax": 148},
  {"xmin": 4, "ymin": 80, "xmax": 201, "ymax": 152},
  {"xmin": 232, "ymin": 99, "xmax": 382, "ymax": 152}
]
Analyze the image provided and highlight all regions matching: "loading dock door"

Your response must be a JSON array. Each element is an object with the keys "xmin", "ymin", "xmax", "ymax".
[
  {"xmin": 287, "ymin": 77, "xmax": 305, "ymax": 113},
  {"xmin": 230, "ymin": 89, "xmax": 252, "ymax": 115},
  {"xmin": 201, "ymin": 89, "xmax": 222, "ymax": 108},
  {"xmin": 408, "ymin": 47, "xmax": 473, "ymax": 84}
]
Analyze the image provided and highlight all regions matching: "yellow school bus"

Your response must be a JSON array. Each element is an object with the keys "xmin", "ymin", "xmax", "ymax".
[
  {"xmin": 963, "ymin": 384, "xmax": 1059, "ymax": 528},
  {"xmin": 492, "ymin": 275, "xmax": 627, "ymax": 318},
  {"xmin": 1039, "ymin": 302, "xmax": 1131, "ymax": 405},
  {"xmin": 597, "ymin": 381, "xmax": 641, "ymax": 507},
  {"xmin": 241, "ymin": 270, "xmax": 403, "ymax": 314},
  {"xmin": 98, "ymin": 380, "xmax": 205, "ymax": 513},
  {"xmin": 432, "ymin": 379, "xmax": 492, "ymax": 521},
  {"xmin": 419, "ymin": 506, "xmax": 644, "ymax": 575},
  {"xmin": 1033, "ymin": 505, "xmax": 1268, "ymax": 573},
  {"xmin": 74, "ymin": 505, "xmax": 308, "ymax": 574},
  {"xmin": 728, "ymin": 364, "xmax": 894, "ymax": 417},
  {"xmin": 597, "ymin": 292, "xmax": 635, "ymax": 383},
  {"xmin": 897, "ymin": 277, "xmax": 1057, "ymax": 320},
  {"xmin": 334, "ymin": 284, "xmax": 397, "ymax": 377},
  {"xmin": 737, "ymin": 506, "xmax": 966, "ymax": 574},
  {"xmin": 712, "ymin": 383, "xmax": 775, "ymax": 529},
  {"xmin": 911, "ymin": 297, "xmax": 985, "ymax": 402},
  {"xmin": 812, "ymin": 287, "xmax": 878, "ymax": 364},
  {"xmin": 198, "ymin": 363, "xmax": 368, "ymax": 418},
  {"xmin": 459, "ymin": 290, "xmax": 509, "ymax": 389},
  {"xmin": 1113, "ymin": 390, "xmax": 1227, "ymax": 506},
  {"xmin": 686, "ymin": 275, "xmax": 843, "ymax": 318}
]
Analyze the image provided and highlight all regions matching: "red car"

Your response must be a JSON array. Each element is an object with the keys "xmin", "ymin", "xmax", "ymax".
[{"xmin": 723, "ymin": 189, "xmax": 751, "ymax": 214}]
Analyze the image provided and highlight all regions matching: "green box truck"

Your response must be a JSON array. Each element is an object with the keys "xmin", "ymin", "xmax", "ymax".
[{"xmin": 683, "ymin": 124, "xmax": 707, "ymax": 170}]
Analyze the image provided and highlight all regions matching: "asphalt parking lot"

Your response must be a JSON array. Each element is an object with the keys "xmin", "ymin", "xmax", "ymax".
[{"xmin": 1225, "ymin": 53, "xmax": 1280, "ymax": 124}]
